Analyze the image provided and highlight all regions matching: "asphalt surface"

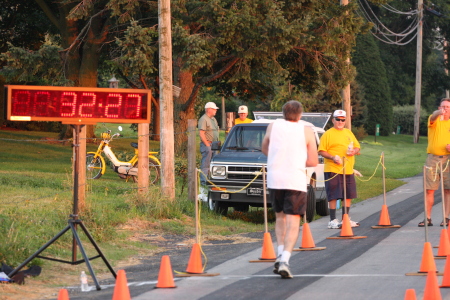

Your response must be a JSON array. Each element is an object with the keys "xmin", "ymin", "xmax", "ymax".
[{"xmin": 60, "ymin": 175, "xmax": 450, "ymax": 299}]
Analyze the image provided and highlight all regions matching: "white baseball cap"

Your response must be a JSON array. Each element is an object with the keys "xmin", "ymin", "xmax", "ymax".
[
  {"xmin": 333, "ymin": 110, "xmax": 346, "ymax": 118},
  {"xmin": 205, "ymin": 102, "xmax": 219, "ymax": 109},
  {"xmin": 238, "ymin": 105, "xmax": 248, "ymax": 114}
]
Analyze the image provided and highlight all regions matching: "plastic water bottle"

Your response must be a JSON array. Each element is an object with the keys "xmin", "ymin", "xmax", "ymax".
[
  {"xmin": 80, "ymin": 271, "xmax": 89, "ymax": 292},
  {"xmin": 347, "ymin": 141, "xmax": 354, "ymax": 155}
]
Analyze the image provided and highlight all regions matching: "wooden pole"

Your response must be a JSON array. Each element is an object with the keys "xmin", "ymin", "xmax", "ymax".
[
  {"xmin": 188, "ymin": 119, "xmax": 197, "ymax": 201},
  {"xmin": 341, "ymin": 0, "xmax": 351, "ymax": 130},
  {"xmin": 76, "ymin": 125, "xmax": 86, "ymax": 210},
  {"xmin": 221, "ymin": 96, "xmax": 225, "ymax": 130},
  {"xmin": 138, "ymin": 123, "xmax": 149, "ymax": 194},
  {"xmin": 413, "ymin": 0, "xmax": 423, "ymax": 143},
  {"xmin": 159, "ymin": 0, "xmax": 175, "ymax": 199}
]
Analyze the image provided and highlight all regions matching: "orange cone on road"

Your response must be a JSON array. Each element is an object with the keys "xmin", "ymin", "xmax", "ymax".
[
  {"xmin": 404, "ymin": 289, "xmax": 417, "ymax": 300},
  {"xmin": 112, "ymin": 270, "xmax": 131, "ymax": 300},
  {"xmin": 186, "ymin": 243, "xmax": 204, "ymax": 274},
  {"xmin": 437, "ymin": 229, "xmax": 450, "ymax": 257},
  {"xmin": 301, "ymin": 223, "xmax": 316, "ymax": 248},
  {"xmin": 57, "ymin": 289, "xmax": 70, "ymax": 300},
  {"xmin": 440, "ymin": 255, "xmax": 450, "ymax": 287},
  {"xmin": 339, "ymin": 214, "xmax": 354, "ymax": 237},
  {"xmin": 420, "ymin": 242, "xmax": 437, "ymax": 273},
  {"xmin": 156, "ymin": 255, "xmax": 176, "ymax": 288},
  {"xmin": 378, "ymin": 204, "xmax": 392, "ymax": 226},
  {"xmin": 423, "ymin": 270, "xmax": 442, "ymax": 300},
  {"xmin": 260, "ymin": 232, "xmax": 277, "ymax": 260}
]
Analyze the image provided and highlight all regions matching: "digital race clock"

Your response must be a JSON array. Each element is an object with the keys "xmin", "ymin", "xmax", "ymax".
[{"xmin": 5, "ymin": 85, "xmax": 151, "ymax": 124}]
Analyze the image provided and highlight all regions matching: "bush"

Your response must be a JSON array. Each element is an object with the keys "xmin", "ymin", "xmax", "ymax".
[
  {"xmin": 392, "ymin": 105, "xmax": 428, "ymax": 136},
  {"xmin": 351, "ymin": 125, "xmax": 368, "ymax": 141}
]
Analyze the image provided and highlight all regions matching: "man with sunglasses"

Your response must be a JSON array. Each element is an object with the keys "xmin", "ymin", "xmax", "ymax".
[
  {"xmin": 420, "ymin": 99, "xmax": 450, "ymax": 227},
  {"xmin": 318, "ymin": 110, "xmax": 361, "ymax": 229}
]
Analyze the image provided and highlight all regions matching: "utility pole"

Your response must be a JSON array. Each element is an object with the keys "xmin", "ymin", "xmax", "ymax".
[
  {"xmin": 413, "ymin": 0, "xmax": 423, "ymax": 143},
  {"xmin": 341, "ymin": 0, "xmax": 352, "ymax": 130},
  {"xmin": 445, "ymin": 40, "xmax": 449, "ymax": 98},
  {"xmin": 159, "ymin": 0, "xmax": 175, "ymax": 199}
]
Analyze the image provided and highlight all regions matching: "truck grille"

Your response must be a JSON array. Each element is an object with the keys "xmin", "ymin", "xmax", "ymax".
[{"xmin": 227, "ymin": 166, "xmax": 266, "ymax": 180}]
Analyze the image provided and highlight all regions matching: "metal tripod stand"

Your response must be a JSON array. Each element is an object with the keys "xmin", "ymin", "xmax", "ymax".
[{"xmin": 7, "ymin": 125, "xmax": 116, "ymax": 290}]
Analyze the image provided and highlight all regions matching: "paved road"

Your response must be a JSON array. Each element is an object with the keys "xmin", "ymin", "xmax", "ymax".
[{"xmin": 66, "ymin": 175, "xmax": 450, "ymax": 300}]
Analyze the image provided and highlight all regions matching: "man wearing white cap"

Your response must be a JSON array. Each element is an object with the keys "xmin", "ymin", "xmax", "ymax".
[
  {"xmin": 198, "ymin": 102, "xmax": 220, "ymax": 188},
  {"xmin": 235, "ymin": 105, "xmax": 253, "ymax": 125},
  {"xmin": 318, "ymin": 109, "xmax": 361, "ymax": 229}
]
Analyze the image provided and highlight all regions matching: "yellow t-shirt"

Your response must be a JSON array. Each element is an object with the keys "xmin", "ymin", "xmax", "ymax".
[
  {"xmin": 427, "ymin": 116, "xmax": 450, "ymax": 155},
  {"xmin": 235, "ymin": 118, "xmax": 253, "ymax": 125},
  {"xmin": 318, "ymin": 127, "xmax": 360, "ymax": 174}
]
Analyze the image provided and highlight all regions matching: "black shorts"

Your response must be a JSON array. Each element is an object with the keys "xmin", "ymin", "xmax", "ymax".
[
  {"xmin": 324, "ymin": 172, "xmax": 357, "ymax": 201},
  {"xmin": 269, "ymin": 189, "xmax": 306, "ymax": 215}
]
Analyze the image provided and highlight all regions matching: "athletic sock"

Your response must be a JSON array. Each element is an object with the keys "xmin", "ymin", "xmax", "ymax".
[
  {"xmin": 280, "ymin": 251, "xmax": 291, "ymax": 264},
  {"xmin": 277, "ymin": 245, "xmax": 284, "ymax": 257},
  {"xmin": 330, "ymin": 209, "xmax": 336, "ymax": 221}
]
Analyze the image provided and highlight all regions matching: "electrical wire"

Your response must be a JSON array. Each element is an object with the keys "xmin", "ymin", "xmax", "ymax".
[{"xmin": 357, "ymin": 0, "xmax": 420, "ymax": 46}]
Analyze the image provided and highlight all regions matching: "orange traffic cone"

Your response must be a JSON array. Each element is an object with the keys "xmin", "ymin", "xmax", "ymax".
[
  {"xmin": 378, "ymin": 204, "xmax": 391, "ymax": 226},
  {"xmin": 339, "ymin": 214, "xmax": 354, "ymax": 237},
  {"xmin": 301, "ymin": 223, "xmax": 316, "ymax": 248},
  {"xmin": 437, "ymin": 229, "xmax": 450, "ymax": 257},
  {"xmin": 186, "ymin": 243, "xmax": 204, "ymax": 274},
  {"xmin": 420, "ymin": 242, "xmax": 437, "ymax": 273},
  {"xmin": 440, "ymin": 255, "xmax": 450, "ymax": 287},
  {"xmin": 259, "ymin": 232, "xmax": 277, "ymax": 260},
  {"xmin": 404, "ymin": 289, "xmax": 417, "ymax": 300},
  {"xmin": 156, "ymin": 255, "xmax": 176, "ymax": 288},
  {"xmin": 112, "ymin": 270, "xmax": 131, "ymax": 300},
  {"xmin": 423, "ymin": 270, "xmax": 442, "ymax": 300},
  {"xmin": 57, "ymin": 289, "xmax": 70, "ymax": 300}
]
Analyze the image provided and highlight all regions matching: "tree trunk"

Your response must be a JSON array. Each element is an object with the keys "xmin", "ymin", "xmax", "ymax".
[{"xmin": 173, "ymin": 62, "xmax": 196, "ymax": 157}]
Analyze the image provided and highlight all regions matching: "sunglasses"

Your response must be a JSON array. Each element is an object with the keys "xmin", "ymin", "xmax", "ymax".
[{"xmin": 335, "ymin": 118, "xmax": 346, "ymax": 122}]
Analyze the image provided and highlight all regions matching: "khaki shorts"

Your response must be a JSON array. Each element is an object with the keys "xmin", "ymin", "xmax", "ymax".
[{"xmin": 425, "ymin": 154, "xmax": 450, "ymax": 190}]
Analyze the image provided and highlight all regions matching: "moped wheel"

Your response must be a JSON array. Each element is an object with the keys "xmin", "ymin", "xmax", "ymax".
[
  {"xmin": 132, "ymin": 157, "xmax": 160, "ymax": 184},
  {"xmin": 86, "ymin": 153, "xmax": 103, "ymax": 179}
]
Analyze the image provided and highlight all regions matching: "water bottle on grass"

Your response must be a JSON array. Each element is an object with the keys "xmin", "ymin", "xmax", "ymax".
[{"xmin": 80, "ymin": 271, "xmax": 89, "ymax": 292}]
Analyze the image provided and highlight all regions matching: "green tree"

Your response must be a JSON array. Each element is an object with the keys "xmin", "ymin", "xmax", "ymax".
[{"xmin": 353, "ymin": 33, "xmax": 393, "ymax": 136}]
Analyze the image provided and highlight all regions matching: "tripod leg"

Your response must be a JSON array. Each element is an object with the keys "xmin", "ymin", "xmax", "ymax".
[
  {"xmin": 69, "ymin": 222, "xmax": 102, "ymax": 291},
  {"xmin": 78, "ymin": 221, "xmax": 117, "ymax": 278},
  {"xmin": 7, "ymin": 225, "xmax": 71, "ymax": 278}
]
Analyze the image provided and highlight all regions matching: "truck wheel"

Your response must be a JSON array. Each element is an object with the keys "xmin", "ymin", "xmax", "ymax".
[
  {"xmin": 316, "ymin": 198, "xmax": 329, "ymax": 216},
  {"xmin": 208, "ymin": 193, "xmax": 228, "ymax": 215},
  {"xmin": 306, "ymin": 185, "xmax": 316, "ymax": 223}
]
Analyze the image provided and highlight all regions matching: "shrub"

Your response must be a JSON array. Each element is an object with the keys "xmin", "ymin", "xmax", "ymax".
[
  {"xmin": 392, "ymin": 105, "xmax": 428, "ymax": 136},
  {"xmin": 351, "ymin": 125, "xmax": 368, "ymax": 141}
]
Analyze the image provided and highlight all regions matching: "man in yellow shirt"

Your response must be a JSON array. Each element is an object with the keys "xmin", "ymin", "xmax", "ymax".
[
  {"xmin": 234, "ymin": 105, "xmax": 253, "ymax": 124},
  {"xmin": 420, "ymin": 99, "xmax": 450, "ymax": 227},
  {"xmin": 318, "ymin": 110, "xmax": 361, "ymax": 229}
]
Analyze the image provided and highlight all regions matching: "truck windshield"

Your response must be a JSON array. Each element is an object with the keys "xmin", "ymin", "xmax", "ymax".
[{"xmin": 224, "ymin": 125, "xmax": 267, "ymax": 151}]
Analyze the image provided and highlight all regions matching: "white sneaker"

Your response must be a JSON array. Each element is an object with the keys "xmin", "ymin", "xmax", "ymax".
[
  {"xmin": 198, "ymin": 186, "xmax": 208, "ymax": 202},
  {"xmin": 348, "ymin": 218, "xmax": 360, "ymax": 227},
  {"xmin": 328, "ymin": 219, "xmax": 342, "ymax": 229}
]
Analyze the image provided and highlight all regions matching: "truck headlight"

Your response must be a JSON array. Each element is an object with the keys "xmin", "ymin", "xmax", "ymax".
[{"xmin": 212, "ymin": 166, "xmax": 226, "ymax": 177}]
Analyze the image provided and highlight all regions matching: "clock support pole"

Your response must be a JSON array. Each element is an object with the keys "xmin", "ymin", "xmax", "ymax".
[{"xmin": 7, "ymin": 125, "xmax": 116, "ymax": 290}]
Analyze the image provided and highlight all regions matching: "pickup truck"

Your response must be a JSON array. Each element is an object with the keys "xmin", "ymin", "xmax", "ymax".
[{"xmin": 207, "ymin": 112, "xmax": 331, "ymax": 222}]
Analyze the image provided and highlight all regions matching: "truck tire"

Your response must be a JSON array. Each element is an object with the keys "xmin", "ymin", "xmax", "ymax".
[
  {"xmin": 208, "ymin": 192, "xmax": 228, "ymax": 216},
  {"xmin": 306, "ymin": 185, "xmax": 316, "ymax": 223},
  {"xmin": 316, "ymin": 198, "xmax": 329, "ymax": 216}
]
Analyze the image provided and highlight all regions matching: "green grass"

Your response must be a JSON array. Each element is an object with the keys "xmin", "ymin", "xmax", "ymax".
[
  {"xmin": 0, "ymin": 128, "xmax": 429, "ymax": 270},
  {"xmin": 353, "ymin": 134, "xmax": 427, "ymax": 203}
]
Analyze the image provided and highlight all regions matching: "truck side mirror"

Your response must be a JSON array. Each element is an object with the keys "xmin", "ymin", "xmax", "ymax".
[{"xmin": 211, "ymin": 141, "xmax": 221, "ymax": 151}]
